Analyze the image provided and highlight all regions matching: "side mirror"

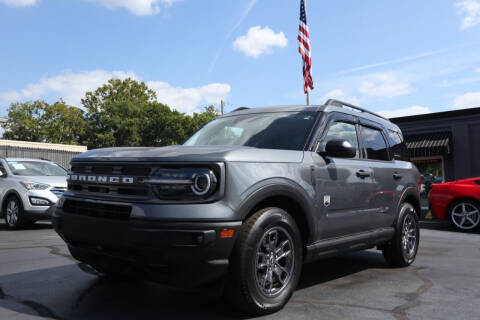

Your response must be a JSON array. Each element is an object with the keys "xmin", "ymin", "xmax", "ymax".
[
  {"xmin": 324, "ymin": 140, "xmax": 356, "ymax": 158},
  {"xmin": 0, "ymin": 168, "xmax": 7, "ymax": 177}
]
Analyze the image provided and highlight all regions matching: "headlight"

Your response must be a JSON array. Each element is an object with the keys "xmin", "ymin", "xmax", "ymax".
[
  {"xmin": 20, "ymin": 182, "xmax": 50, "ymax": 190},
  {"xmin": 142, "ymin": 167, "xmax": 220, "ymax": 201}
]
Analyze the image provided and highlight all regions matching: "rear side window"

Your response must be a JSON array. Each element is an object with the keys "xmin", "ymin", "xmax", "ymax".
[
  {"xmin": 387, "ymin": 130, "xmax": 410, "ymax": 161},
  {"xmin": 475, "ymin": 180, "xmax": 480, "ymax": 186},
  {"xmin": 360, "ymin": 126, "xmax": 390, "ymax": 161}
]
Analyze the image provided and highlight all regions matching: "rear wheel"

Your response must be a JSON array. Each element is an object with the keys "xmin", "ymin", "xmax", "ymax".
[
  {"xmin": 383, "ymin": 203, "xmax": 419, "ymax": 267},
  {"xmin": 223, "ymin": 207, "xmax": 303, "ymax": 315},
  {"xmin": 448, "ymin": 200, "xmax": 480, "ymax": 231},
  {"xmin": 4, "ymin": 196, "xmax": 26, "ymax": 230}
]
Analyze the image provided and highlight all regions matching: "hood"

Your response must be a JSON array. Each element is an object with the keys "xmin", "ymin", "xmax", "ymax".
[
  {"xmin": 73, "ymin": 145, "xmax": 304, "ymax": 163},
  {"xmin": 13, "ymin": 175, "xmax": 67, "ymax": 188}
]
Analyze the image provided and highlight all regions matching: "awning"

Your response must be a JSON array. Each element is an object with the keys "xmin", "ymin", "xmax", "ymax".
[{"xmin": 404, "ymin": 131, "xmax": 452, "ymax": 158}]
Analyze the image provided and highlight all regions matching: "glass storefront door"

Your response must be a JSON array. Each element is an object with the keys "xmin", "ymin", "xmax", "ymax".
[{"xmin": 412, "ymin": 157, "xmax": 445, "ymax": 211}]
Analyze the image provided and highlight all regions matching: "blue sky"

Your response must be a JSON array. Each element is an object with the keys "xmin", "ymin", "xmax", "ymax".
[{"xmin": 1, "ymin": 0, "xmax": 480, "ymax": 117}]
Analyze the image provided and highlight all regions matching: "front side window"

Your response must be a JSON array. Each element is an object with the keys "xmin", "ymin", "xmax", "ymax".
[
  {"xmin": 323, "ymin": 121, "xmax": 359, "ymax": 158},
  {"xmin": 360, "ymin": 126, "xmax": 390, "ymax": 161},
  {"xmin": 7, "ymin": 161, "xmax": 67, "ymax": 176},
  {"xmin": 184, "ymin": 112, "xmax": 319, "ymax": 151}
]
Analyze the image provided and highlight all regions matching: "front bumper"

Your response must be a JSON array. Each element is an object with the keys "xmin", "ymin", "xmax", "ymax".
[
  {"xmin": 20, "ymin": 189, "xmax": 60, "ymax": 220},
  {"xmin": 53, "ymin": 200, "xmax": 241, "ymax": 287}
]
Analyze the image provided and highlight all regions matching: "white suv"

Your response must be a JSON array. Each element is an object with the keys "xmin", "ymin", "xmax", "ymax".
[{"xmin": 0, "ymin": 158, "xmax": 67, "ymax": 229}]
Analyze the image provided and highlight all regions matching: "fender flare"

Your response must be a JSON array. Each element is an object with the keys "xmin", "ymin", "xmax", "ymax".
[
  {"xmin": 396, "ymin": 186, "xmax": 421, "ymax": 221},
  {"xmin": 235, "ymin": 180, "xmax": 316, "ymax": 243}
]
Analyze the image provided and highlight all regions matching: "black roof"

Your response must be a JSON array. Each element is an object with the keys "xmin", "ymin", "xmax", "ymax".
[
  {"xmin": 391, "ymin": 106, "xmax": 480, "ymax": 123},
  {"xmin": 221, "ymin": 100, "xmax": 400, "ymax": 132}
]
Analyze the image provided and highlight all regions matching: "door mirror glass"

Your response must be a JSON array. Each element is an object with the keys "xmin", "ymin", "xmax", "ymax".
[{"xmin": 325, "ymin": 139, "xmax": 357, "ymax": 158}]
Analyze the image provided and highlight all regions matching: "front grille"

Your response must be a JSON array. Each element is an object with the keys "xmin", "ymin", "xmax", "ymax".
[
  {"xmin": 67, "ymin": 184, "xmax": 149, "ymax": 197},
  {"xmin": 51, "ymin": 187, "xmax": 67, "ymax": 198},
  {"xmin": 63, "ymin": 199, "xmax": 132, "ymax": 220}
]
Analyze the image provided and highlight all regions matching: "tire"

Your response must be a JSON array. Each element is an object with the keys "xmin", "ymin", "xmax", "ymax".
[
  {"xmin": 223, "ymin": 207, "xmax": 303, "ymax": 315},
  {"xmin": 448, "ymin": 199, "xmax": 480, "ymax": 231},
  {"xmin": 4, "ymin": 196, "xmax": 26, "ymax": 230},
  {"xmin": 382, "ymin": 203, "xmax": 420, "ymax": 267}
]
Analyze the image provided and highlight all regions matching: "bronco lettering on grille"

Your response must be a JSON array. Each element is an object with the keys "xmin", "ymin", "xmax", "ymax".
[{"xmin": 67, "ymin": 175, "xmax": 135, "ymax": 184}]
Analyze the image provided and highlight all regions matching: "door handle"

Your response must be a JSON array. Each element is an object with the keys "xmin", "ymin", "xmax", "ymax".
[
  {"xmin": 356, "ymin": 170, "xmax": 371, "ymax": 178},
  {"xmin": 393, "ymin": 172, "xmax": 403, "ymax": 180}
]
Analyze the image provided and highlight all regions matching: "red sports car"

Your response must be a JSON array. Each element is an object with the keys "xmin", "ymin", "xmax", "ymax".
[{"xmin": 429, "ymin": 178, "xmax": 480, "ymax": 231}]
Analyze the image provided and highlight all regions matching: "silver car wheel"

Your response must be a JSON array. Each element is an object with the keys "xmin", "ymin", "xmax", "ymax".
[
  {"xmin": 401, "ymin": 213, "xmax": 417, "ymax": 258},
  {"xmin": 6, "ymin": 200, "xmax": 19, "ymax": 227},
  {"xmin": 254, "ymin": 226, "xmax": 294, "ymax": 297},
  {"xmin": 451, "ymin": 202, "xmax": 480, "ymax": 230}
]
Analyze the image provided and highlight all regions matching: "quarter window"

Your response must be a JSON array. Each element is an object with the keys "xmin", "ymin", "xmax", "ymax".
[
  {"xmin": 387, "ymin": 130, "xmax": 410, "ymax": 161},
  {"xmin": 323, "ymin": 121, "xmax": 359, "ymax": 158},
  {"xmin": 360, "ymin": 126, "xmax": 390, "ymax": 161}
]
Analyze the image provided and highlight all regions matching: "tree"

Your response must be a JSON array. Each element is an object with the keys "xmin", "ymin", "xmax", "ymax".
[
  {"xmin": 82, "ymin": 78, "xmax": 157, "ymax": 148},
  {"xmin": 42, "ymin": 100, "xmax": 86, "ymax": 145},
  {"xmin": 82, "ymin": 78, "xmax": 156, "ymax": 113},
  {"xmin": 2, "ymin": 100, "xmax": 86, "ymax": 145},
  {"xmin": 1, "ymin": 78, "xmax": 221, "ymax": 149},
  {"xmin": 2, "ymin": 101, "xmax": 46, "ymax": 142}
]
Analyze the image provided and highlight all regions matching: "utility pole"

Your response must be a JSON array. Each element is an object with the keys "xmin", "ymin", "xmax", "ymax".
[{"xmin": 221, "ymin": 100, "xmax": 225, "ymax": 115}]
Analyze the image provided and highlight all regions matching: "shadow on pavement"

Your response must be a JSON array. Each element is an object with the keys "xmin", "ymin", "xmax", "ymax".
[
  {"xmin": 0, "ymin": 221, "xmax": 52, "ymax": 231},
  {"xmin": 0, "ymin": 250, "xmax": 389, "ymax": 320}
]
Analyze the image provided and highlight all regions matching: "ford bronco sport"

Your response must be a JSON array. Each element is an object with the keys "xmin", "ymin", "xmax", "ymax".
[{"xmin": 53, "ymin": 99, "xmax": 421, "ymax": 315}]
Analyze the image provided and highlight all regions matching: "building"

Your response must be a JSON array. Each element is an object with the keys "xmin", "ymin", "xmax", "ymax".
[
  {"xmin": 391, "ymin": 107, "xmax": 480, "ymax": 182},
  {"xmin": 0, "ymin": 140, "xmax": 87, "ymax": 169},
  {"xmin": 391, "ymin": 107, "xmax": 480, "ymax": 210}
]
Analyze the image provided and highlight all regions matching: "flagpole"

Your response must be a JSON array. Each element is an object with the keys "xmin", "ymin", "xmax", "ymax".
[{"xmin": 306, "ymin": 91, "xmax": 310, "ymax": 106}]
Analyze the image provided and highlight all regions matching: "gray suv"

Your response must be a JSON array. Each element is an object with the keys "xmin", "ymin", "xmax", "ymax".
[
  {"xmin": 53, "ymin": 100, "xmax": 421, "ymax": 315},
  {"xmin": 0, "ymin": 158, "xmax": 68, "ymax": 229}
]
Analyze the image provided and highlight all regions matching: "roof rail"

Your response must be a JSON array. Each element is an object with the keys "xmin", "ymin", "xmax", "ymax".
[
  {"xmin": 231, "ymin": 107, "xmax": 250, "ymax": 112},
  {"xmin": 325, "ymin": 99, "xmax": 388, "ymax": 121}
]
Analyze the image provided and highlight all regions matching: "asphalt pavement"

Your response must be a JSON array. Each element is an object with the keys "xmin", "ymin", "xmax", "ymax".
[{"xmin": 0, "ymin": 220, "xmax": 478, "ymax": 320}]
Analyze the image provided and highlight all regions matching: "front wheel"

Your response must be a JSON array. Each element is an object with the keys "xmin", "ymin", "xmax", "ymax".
[
  {"xmin": 382, "ymin": 202, "xmax": 419, "ymax": 267},
  {"xmin": 223, "ymin": 207, "xmax": 303, "ymax": 315},
  {"xmin": 4, "ymin": 196, "xmax": 26, "ymax": 230}
]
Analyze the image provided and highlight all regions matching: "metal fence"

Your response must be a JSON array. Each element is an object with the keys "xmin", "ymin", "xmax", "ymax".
[{"xmin": 0, "ymin": 145, "xmax": 84, "ymax": 169}]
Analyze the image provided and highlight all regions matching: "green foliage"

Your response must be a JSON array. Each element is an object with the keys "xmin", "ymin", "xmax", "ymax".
[
  {"xmin": 2, "ymin": 100, "xmax": 86, "ymax": 144},
  {"xmin": 2, "ymin": 78, "xmax": 221, "ymax": 149}
]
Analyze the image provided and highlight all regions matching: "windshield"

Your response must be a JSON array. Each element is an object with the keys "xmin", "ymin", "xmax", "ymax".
[
  {"xmin": 184, "ymin": 111, "xmax": 318, "ymax": 150},
  {"xmin": 7, "ymin": 161, "xmax": 67, "ymax": 176}
]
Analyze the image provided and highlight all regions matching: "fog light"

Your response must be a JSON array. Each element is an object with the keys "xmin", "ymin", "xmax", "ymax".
[{"xmin": 29, "ymin": 197, "xmax": 51, "ymax": 206}]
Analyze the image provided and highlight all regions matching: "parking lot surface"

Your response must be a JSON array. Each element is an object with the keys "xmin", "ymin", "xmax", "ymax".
[{"xmin": 0, "ymin": 220, "xmax": 478, "ymax": 320}]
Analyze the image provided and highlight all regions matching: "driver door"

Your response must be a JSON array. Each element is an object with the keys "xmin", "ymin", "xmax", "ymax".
[{"xmin": 311, "ymin": 113, "xmax": 374, "ymax": 239}]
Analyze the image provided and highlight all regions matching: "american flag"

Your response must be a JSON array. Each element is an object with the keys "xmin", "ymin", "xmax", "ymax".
[{"xmin": 298, "ymin": 0, "xmax": 314, "ymax": 94}]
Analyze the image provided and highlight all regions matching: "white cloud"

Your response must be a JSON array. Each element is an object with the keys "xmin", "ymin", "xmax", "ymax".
[
  {"xmin": 147, "ymin": 82, "xmax": 230, "ymax": 113},
  {"xmin": 453, "ymin": 92, "xmax": 480, "ymax": 109},
  {"xmin": 358, "ymin": 72, "xmax": 413, "ymax": 98},
  {"xmin": 0, "ymin": 70, "xmax": 136, "ymax": 107},
  {"xmin": 475, "ymin": 68, "xmax": 480, "ymax": 72},
  {"xmin": 321, "ymin": 89, "xmax": 359, "ymax": 105},
  {"xmin": 87, "ymin": 0, "xmax": 181, "ymax": 15},
  {"xmin": 0, "ymin": 70, "xmax": 230, "ymax": 114},
  {"xmin": 233, "ymin": 26, "xmax": 288, "ymax": 58},
  {"xmin": 456, "ymin": 0, "xmax": 480, "ymax": 30},
  {"xmin": 377, "ymin": 106, "xmax": 431, "ymax": 119},
  {"xmin": 0, "ymin": 0, "xmax": 37, "ymax": 7}
]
